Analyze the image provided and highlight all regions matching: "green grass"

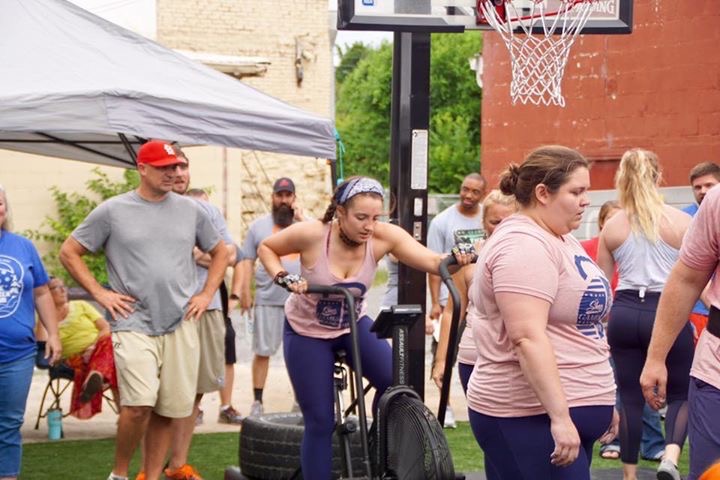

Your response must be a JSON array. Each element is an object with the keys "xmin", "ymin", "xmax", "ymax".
[
  {"xmin": 21, "ymin": 433, "xmax": 238, "ymax": 480},
  {"xmin": 21, "ymin": 423, "xmax": 690, "ymax": 478}
]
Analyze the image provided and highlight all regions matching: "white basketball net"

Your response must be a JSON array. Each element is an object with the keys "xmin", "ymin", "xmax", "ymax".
[{"xmin": 478, "ymin": 0, "xmax": 597, "ymax": 107}]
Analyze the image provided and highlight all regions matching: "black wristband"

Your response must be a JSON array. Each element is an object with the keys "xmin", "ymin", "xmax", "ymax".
[
  {"xmin": 273, "ymin": 270, "xmax": 290, "ymax": 286},
  {"xmin": 229, "ymin": 293, "xmax": 240, "ymax": 301}
]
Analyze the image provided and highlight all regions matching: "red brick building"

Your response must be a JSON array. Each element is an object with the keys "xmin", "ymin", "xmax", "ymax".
[{"xmin": 480, "ymin": 0, "xmax": 720, "ymax": 190}]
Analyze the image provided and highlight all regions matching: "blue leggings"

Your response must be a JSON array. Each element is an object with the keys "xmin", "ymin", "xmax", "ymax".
[
  {"xmin": 469, "ymin": 405, "xmax": 613, "ymax": 480},
  {"xmin": 283, "ymin": 317, "xmax": 393, "ymax": 479},
  {"xmin": 458, "ymin": 362, "xmax": 473, "ymax": 394},
  {"xmin": 608, "ymin": 290, "xmax": 693, "ymax": 464}
]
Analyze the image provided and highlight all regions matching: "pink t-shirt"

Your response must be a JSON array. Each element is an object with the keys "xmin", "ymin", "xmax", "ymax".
[
  {"xmin": 466, "ymin": 214, "xmax": 616, "ymax": 417},
  {"xmin": 679, "ymin": 186, "xmax": 720, "ymax": 390},
  {"xmin": 284, "ymin": 224, "xmax": 377, "ymax": 339},
  {"xmin": 457, "ymin": 274, "xmax": 478, "ymax": 366}
]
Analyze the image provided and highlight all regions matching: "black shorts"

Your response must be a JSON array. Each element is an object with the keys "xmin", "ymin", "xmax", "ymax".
[{"xmin": 224, "ymin": 316, "xmax": 237, "ymax": 365}]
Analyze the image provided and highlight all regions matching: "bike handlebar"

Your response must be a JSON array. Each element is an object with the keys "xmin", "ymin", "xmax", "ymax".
[
  {"xmin": 302, "ymin": 283, "xmax": 371, "ymax": 478},
  {"xmin": 437, "ymin": 254, "xmax": 475, "ymax": 426}
]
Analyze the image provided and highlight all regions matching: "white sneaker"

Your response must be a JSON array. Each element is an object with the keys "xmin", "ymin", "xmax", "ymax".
[
  {"xmin": 656, "ymin": 458, "xmax": 681, "ymax": 480},
  {"xmin": 250, "ymin": 400, "xmax": 264, "ymax": 417},
  {"xmin": 443, "ymin": 406, "xmax": 457, "ymax": 429}
]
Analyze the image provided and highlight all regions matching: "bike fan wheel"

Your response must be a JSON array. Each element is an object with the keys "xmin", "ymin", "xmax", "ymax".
[{"xmin": 382, "ymin": 395, "xmax": 455, "ymax": 480}]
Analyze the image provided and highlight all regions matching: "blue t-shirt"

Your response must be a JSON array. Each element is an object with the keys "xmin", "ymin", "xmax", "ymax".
[
  {"xmin": 0, "ymin": 231, "xmax": 49, "ymax": 363},
  {"xmin": 683, "ymin": 203, "xmax": 699, "ymax": 217},
  {"xmin": 683, "ymin": 203, "xmax": 708, "ymax": 316}
]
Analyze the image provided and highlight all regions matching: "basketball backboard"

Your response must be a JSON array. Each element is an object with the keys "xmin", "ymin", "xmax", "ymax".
[{"xmin": 338, "ymin": 0, "xmax": 633, "ymax": 34}]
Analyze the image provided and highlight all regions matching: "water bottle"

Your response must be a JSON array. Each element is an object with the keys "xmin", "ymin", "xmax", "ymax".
[{"xmin": 47, "ymin": 408, "xmax": 63, "ymax": 440}]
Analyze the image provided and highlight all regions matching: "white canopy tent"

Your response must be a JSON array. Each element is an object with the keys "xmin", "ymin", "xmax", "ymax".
[{"xmin": 0, "ymin": 0, "xmax": 336, "ymax": 168}]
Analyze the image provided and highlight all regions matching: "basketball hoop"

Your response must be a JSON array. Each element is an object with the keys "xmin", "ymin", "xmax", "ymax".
[{"xmin": 477, "ymin": 0, "xmax": 597, "ymax": 107}]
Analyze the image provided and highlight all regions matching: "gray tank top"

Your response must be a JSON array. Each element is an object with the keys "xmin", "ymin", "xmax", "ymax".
[{"xmin": 613, "ymin": 231, "xmax": 678, "ymax": 293}]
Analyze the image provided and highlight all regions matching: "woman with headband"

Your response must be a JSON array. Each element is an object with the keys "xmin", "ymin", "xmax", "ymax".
[
  {"xmin": 258, "ymin": 176, "xmax": 473, "ymax": 479},
  {"xmin": 431, "ymin": 189, "xmax": 518, "ymax": 394}
]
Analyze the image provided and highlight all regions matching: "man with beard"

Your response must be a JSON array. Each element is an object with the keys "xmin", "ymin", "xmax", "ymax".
[{"xmin": 235, "ymin": 177, "xmax": 304, "ymax": 416}]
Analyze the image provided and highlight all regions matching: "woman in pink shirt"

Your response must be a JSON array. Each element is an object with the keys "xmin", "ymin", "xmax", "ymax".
[
  {"xmin": 466, "ymin": 146, "xmax": 617, "ymax": 480},
  {"xmin": 431, "ymin": 189, "xmax": 518, "ymax": 393},
  {"xmin": 257, "ymin": 176, "xmax": 473, "ymax": 479}
]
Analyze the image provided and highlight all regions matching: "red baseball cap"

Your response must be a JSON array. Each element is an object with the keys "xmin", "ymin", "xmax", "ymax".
[{"xmin": 137, "ymin": 141, "xmax": 187, "ymax": 167}]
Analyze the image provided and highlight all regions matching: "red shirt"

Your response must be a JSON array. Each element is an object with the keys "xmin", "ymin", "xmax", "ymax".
[{"xmin": 580, "ymin": 236, "xmax": 619, "ymax": 293}]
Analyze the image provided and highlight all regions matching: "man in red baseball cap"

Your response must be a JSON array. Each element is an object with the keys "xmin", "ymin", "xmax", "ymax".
[
  {"xmin": 60, "ymin": 139, "xmax": 228, "ymax": 480},
  {"xmin": 135, "ymin": 141, "xmax": 188, "ymax": 200}
]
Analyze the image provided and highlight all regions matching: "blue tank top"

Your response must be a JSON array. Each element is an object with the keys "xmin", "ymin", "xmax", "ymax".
[{"xmin": 613, "ymin": 231, "xmax": 678, "ymax": 293}]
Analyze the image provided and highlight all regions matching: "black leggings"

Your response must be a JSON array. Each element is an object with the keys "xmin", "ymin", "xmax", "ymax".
[{"xmin": 607, "ymin": 290, "xmax": 694, "ymax": 464}]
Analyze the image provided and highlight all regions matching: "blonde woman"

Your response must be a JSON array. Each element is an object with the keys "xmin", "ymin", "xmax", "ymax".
[
  {"xmin": 432, "ymin": 190, "xmax": 518, "ymax": 393},
  {"xmin": 597, "ymin": 149, "xmax": 694, "ymax": 480},
  {"xmin": 0, "ymin": 186, "xmax": 61, "ymax": 480}
]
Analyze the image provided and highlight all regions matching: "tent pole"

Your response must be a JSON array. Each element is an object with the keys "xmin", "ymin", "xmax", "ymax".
[
  {"xmin": 118, "ymin": 133, "xmax": 138, "ymax": 165},
  {"xmin": 327, "ymin": 158, "xmax": 338, "ymax": 190},
  {"xmin": 34, "ymin": 132, "xmax": 136, "ymax": 167}
]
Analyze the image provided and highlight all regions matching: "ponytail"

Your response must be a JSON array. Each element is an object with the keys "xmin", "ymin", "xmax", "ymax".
[
  {"xmin": 322, "ymin": 201, "xmax": 337, "ymax": 223},
  {"xmin": 615, "ymin": 149, "xmax": 664, "ymax": 242}
]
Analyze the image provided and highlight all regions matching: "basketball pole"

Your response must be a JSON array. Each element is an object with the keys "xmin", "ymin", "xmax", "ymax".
[{"xmin": 389, "ymin": 31, "xmax": 431, "ymax": 400}]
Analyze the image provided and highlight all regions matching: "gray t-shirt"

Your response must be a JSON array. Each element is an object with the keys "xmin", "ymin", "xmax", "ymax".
[
  {"xmin": 72, "ymin": 191, "xmax": 221, "ymax": 335},
  {"xmin": 193, "ymin": 199, "xmax": 234, "ymax": 311},
  {"xmin": 427, "ymin": 203, "xmax": 484, "ymax": 305},
  {"xmin": 240, "ymin": 214, "xmax": 300, "ymax": 306}
]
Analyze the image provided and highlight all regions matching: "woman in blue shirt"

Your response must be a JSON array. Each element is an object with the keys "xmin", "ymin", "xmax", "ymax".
[{"xmin": 0, "ymin": 185, "xmax": 61, "ymax": 480}]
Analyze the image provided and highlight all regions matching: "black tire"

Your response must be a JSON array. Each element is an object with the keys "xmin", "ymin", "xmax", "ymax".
[{"xmin": 240, "ymin": 412, "xmax": 368, "ymax": 479}]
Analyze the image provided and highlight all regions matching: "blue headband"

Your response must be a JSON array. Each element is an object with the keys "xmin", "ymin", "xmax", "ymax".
[{"xmin": 336, "ymin": 178, "xmax": 384, "ymax": 205}]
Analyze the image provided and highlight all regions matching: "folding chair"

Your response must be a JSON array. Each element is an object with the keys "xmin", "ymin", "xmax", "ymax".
[{"xmin": 34, "ymin": 361, "xmax": 75, "ymax": 431}]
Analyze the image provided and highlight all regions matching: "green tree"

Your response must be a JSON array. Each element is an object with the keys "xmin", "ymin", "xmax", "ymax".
[
  {"xmin": 26, "ymin": 168, "xmax": 139, "ymax": 286},
  {"xmin": 335, "ymin": 32, "xmax": 482, "ymax": 193},
  {"xmin": 335, "ymin": 42, "xmax": 372, "ymax": 84},
  {"xmin": 335, "ymin": 41, "xmax": 394, "ymax": 183}
]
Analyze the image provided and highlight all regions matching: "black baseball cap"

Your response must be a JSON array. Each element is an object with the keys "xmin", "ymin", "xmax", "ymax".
[{"xmin": 273, "ymin": 177, "xmax": 295, "ymax": 194}]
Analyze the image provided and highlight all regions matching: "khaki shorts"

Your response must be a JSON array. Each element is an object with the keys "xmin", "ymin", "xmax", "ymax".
[
  {"xmin": 197, "ymin": 309, "xmax": 226, "ymax": 394},
  {"xmin": 112, "ymin": 320, "xmax": 199, "ymax": 418}
]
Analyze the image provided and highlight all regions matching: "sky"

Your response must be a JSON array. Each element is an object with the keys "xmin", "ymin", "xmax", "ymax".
[
  {"xmin": 68, "ymin": 0, "xmax": 156, "ymax": 38},
  {"xmin": 68, "ymin": 0, "xmax": 392, "ymax": 48}
]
